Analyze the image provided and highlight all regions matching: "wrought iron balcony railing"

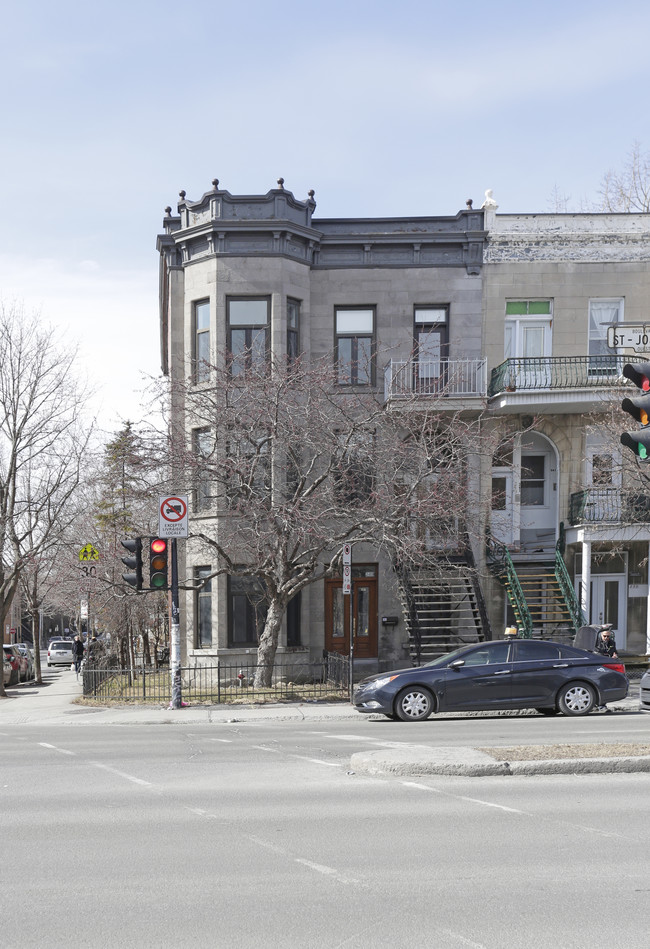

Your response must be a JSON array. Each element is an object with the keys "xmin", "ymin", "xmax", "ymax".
[
  {"xmin": 385, "ymin": 358, "xmax": 487, "ymax": 400},
  {"xmin": 489, "ymin": 355, "xmax": 627, "ymax": 398},
  {"xmin": 569, "ymin": 488, "xmax": 650, "ymax": 525}
]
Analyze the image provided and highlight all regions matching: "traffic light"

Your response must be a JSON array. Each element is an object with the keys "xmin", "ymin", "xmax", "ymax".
[
  {"xmin": 621, "ymin": 362, "xmax": 650, "ymax": 461},
  {"xmin": 121, "ymin": 537, "xmax": 143, "ymax": 590},
  {"xmin": 149, "ymin": 537, "xmax": 169, "ymax": 590}
]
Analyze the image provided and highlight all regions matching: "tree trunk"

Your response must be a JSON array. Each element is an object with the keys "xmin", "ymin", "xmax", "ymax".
[
  {"xmin": 32, "ymin": 613, "xmax": 42, "ymax": 685},
  {"xmin": 254, "ymin": 598, "xmax": 285, "ymax": 688}
]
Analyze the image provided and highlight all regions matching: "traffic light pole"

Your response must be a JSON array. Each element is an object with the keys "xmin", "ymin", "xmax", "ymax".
[{"xmin": 169, "ymin": 537, "xmax": 182, "ymax": 709}]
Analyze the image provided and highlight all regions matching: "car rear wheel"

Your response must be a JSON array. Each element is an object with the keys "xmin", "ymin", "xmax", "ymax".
[
  {"xmin": 394, "ymin": 687, "xmax": 434, "ymax": 722},
  {"xmin": 558, "ymin": 682, "xmax": 596, "ymax": 716}
]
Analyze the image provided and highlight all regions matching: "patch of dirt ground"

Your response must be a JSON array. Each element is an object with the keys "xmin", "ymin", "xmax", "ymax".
[{"xmin": 480, "ymin": 743, "xmax": 650, "ymax": 761}]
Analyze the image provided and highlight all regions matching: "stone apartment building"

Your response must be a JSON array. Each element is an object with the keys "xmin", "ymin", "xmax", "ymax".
[{"xmin": 157, "ymin": 180, "xmax": 650, "ymax": 671}]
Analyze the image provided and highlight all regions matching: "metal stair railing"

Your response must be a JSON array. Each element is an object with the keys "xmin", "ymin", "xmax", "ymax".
[
  {"xmin": 554, "ymin": 542, "xmax": 586, "ymax": 632},
  {"xmin": 487, "ymin": 536, "xmax": 533, "ymax": 638},
  {"xmin": 394, "ymin": 558, "xmax": 422, "ymax": 665},
  {"xmin": 464, "ymin": 543, "xmax": 492, "ymax": 642}
]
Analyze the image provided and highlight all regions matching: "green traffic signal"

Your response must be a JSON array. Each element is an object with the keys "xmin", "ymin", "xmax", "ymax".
[{"xmin": 621, "ymin": 430, "xmax": 650, "ymax": 461}]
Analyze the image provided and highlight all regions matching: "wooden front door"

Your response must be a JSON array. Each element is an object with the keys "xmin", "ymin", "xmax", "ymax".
[{"xmin": 325, "ymin": 569, "xmax": 377, "ymax": 659}]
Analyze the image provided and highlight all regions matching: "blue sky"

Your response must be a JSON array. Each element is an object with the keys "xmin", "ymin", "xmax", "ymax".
[{"xmin": 1, "ymin": 0, "xmax": 649, "ymax": 431}]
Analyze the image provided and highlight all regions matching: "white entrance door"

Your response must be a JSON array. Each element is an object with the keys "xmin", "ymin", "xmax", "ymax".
[
  {"xmin": 575, "ymin": 574, "xmax": 627, "ymax": 649},
  {"xmin": 520, "ymin": 447, "xmax": 557, "ymax": 548},
  {"xmin": 490, "ymin": 469, "xmax": 514, "ymax": 545}
]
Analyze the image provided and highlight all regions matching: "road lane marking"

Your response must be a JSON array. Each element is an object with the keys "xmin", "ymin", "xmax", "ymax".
[
  {"xmin": 38, "ymin": 742, "xmax": 75, "ymax": 756},
  {"xmin": 402, "ymin": 781, "xmax": 443, "ymax": 792},
  {"xmin": 438, "ymin": 929, "xmax": 488, "ymax": 948},
  {"xmin": 90, "ymin": 762, "xmax": 152, "ymax": 786},
  {"xmin": 209, "ymin": 738, "xmax": 233, "ymax": 743},
  {"xmin": 287, "ymin": 754, "xmax": 341, "ymax": 767},
  {"xmin": 459, "ymin": 796, "xmax": 523, "ymax": 814},
  {"xmin": 252, "ymin": 745, "xmax": 280, "ymax": 753}
]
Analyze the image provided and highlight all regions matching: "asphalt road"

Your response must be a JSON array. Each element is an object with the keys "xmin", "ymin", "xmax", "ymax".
[{"xmin": 2, "ymin": 714, "xmax": 650, "ymax": 948}]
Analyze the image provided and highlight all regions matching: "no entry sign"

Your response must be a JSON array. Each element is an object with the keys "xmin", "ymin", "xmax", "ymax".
[{"xmin": 159, "ymin": 495, "xmax": 188, "ymax": 538}]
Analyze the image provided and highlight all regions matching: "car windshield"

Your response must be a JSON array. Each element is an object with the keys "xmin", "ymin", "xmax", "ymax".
[{"xmin": 51, "ymin": 642, "xmax": 70, "ymax": 649}]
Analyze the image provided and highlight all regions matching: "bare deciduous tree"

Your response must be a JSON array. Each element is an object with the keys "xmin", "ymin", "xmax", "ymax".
[
  {"xmin": 168, "ymin": 353, "xmax": 494, "ymax": 687},
  {"xmin": 0, "ymin": 302, "xmax": 91, "ymax": 697},
  {"xmin": 597, "ymin": 141, "xmax": 650, "ymax": 213}
]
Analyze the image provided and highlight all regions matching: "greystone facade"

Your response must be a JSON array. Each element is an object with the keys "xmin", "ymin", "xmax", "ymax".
[{"xmin": 157, "ymin": 181, "xmax": 650, "ymax": 670}]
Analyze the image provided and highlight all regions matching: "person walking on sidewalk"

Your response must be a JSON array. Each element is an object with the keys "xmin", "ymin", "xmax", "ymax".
[
  {"xmin": 72, "ymin": 635, "xmax": 84, "ymax": 674},
  {"xmin": 595, "ymin": 625, "xmax": 618, "ymax": 658},
  {"xmin": 595, "ymin": 625, "xmax": 618, "ymax": 712}
]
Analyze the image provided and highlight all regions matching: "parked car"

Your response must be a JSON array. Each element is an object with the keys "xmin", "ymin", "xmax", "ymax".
[
  {"xmin": 47, "ymin": 639, "xmax": 74, "ymax": 667},
  {"xmin": 2, "ymin": 645, "xmax": 25, "ymax": 685},
  {"xmin": 354, "ymin": 638, "xmax": 628, "ymax": 721},
  {"xmin": 3, "ymin": 651, "xmax": 13, "ymax": 686},
  {"xmin": 640, "ymin": 668, "xmax": 650, "ymax": 712},
  {"xmin": 14, "ymin": 643, "xmax": 34, "ymax": 680}
]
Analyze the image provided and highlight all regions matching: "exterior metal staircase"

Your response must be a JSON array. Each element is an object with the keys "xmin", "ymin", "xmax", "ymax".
[
  {"xmin": 488, "ymin": 538, "xmax": 586, "ymax": 642},
  {"xmin": 396, "ymin": 553, "xmax": 491, "ymax": 664}
]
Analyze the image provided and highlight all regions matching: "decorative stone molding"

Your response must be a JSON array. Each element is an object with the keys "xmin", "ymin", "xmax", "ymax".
[{"xmin": 485, "ymin": 213, "xmax": 650, "ymax": 263}]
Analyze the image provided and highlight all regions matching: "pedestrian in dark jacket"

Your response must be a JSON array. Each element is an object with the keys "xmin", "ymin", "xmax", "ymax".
[
  {"xmin": 595, "ymin": 627, "xmax": 618, "ymax": 658},
  {"xmin": 72, "ymin": 636, "xmax": 84, "ymax": 673},
  {"xmin": 595, "ymin": 626, "xmax": 618, "ymax": 712}
]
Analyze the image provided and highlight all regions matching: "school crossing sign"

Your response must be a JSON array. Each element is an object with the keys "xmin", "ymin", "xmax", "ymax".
[{"xmin": 158, "ymin": 495, "xmax": 188, "ymax": 538}]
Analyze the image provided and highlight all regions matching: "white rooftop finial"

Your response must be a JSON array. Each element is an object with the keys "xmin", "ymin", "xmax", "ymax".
[{"xmin": 482, "ymin": 189, "xmax": 498, "ymax": 209}]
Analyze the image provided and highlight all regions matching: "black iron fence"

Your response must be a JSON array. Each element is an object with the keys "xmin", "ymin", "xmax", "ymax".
[
  {"xmin": 569, "ymin": 488, "xmax": 650, "ymax": 525},
  {"xmin": 489, "ymin": 355, "xmax": 627, "ymax": 397},
  {"xmin": 82, "ymin": 652, "xmax": 351, "ymax": 705}
]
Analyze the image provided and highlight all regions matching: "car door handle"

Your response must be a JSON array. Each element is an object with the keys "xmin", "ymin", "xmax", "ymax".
[
  {"xmin": 552, "ymin": 663, "xmax": 569, "ymax": 668},
  {"xmin": 493, "ymin": 670, "xmax": 511, "ymax": 675}
]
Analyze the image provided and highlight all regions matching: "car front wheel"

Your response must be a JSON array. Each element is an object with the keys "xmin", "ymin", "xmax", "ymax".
[
  {"xmin": 394, "ymin": 687, "xmax": 434, "ymax": 722},
  {"xmin": 558, "ymin": 682, "xmax": 596, "ymax": 716}
]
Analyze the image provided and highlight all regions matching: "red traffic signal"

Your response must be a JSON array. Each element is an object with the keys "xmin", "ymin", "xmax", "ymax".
[
  {"xmin": 149, "ymin": 537, "xmax": 169, "ymax": 590},
  {"xmin": 622, "ymin": 362, "xmax": 650, "ymax": 391},
  {"xmin": 621, "ymin": 364, "xmax": 650, "ymax": 461}
]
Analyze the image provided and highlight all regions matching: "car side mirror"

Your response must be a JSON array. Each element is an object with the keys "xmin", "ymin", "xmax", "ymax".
[{"xmin": 449, "ymin": 659, "xmax": 465, "ymax": 669}]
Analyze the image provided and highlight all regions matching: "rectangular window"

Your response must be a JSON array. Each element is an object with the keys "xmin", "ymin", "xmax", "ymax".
[
  {"xmin": 228, "ymin": 576, "xmax": 267, "ymax": 646},
  {"xmin": 414, "ymin": 306, "xmax": 448, "ymax": 392},
  {"xmin": 192, "ymin": 428, "xmax": 212, "ymax": 512},
  {"xmin": 286, "ymin": 591, "xmax": 302, "ymax": 647},
  {"xmin": 334, "ymin": 432, "xmax": 374, "ymax": 506},
  {"xmin": 504, "ymin": 302, "xmax": 552, "ymax": 355},
  {"xmin": 195, "ymin": 567, "xmax": 212, "ymax": 648},
  {"xmin": 521, "ymin": 455, "xmax": 545, "ymax": 506},
  {"xmin": 335, "ymin": 307, "xmax": 375, "ymax": 385},
  {"xmin": 227, "ymin": 297, "xmax": 270, "ymax": 376},
  {"xmin": 194, "ymin": 300, "xmax": 210, "ymax": 383},
  {"xmin": 589, "ymin": 299, "xmax": 623, "ymax": 374},
  {"xmin": 287, "ymin": 298, "xmax": 300, "ymax": 363}
]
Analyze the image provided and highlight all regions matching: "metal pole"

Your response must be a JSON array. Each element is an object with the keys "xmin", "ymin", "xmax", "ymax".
[{"xmin": 170, "ymin": 538, "xmax": 182, "ymax": 709}]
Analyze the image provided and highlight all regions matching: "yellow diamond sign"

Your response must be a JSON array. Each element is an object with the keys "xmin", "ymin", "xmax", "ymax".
[{"xmin": 79, "ymin": 544, "xmax": 99, "ymax": 562}]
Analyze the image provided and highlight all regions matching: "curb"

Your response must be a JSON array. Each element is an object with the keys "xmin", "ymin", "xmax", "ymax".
[{"xmin": 350, "ymin": 748, "xmax": 650, "ymax": 778}]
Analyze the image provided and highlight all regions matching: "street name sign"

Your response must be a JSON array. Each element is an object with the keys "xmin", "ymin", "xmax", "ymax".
[{"xmin": 607, "ymin": 324, "xmax": 650, "ymax": 353}]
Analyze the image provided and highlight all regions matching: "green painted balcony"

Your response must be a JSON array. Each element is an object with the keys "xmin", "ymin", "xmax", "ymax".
[{"xmin": 488, "ymin": 355, "xmax": 627, "ymax": 414}]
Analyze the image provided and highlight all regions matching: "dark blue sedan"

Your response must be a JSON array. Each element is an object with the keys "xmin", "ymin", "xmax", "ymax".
[{"xmin": 354, "ymin": 638, "xmax": 628, "ymax": 721}]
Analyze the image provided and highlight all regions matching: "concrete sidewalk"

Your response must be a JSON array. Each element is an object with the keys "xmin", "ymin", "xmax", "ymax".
[{"xmin": 2, "ymin": 666, "xmax": 647, "ymax": 777}]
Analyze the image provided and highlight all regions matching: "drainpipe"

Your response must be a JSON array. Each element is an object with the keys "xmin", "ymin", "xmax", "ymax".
[{"xmin": 581, "ymin": 540, "xmax": 591, "ymax": 624}]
